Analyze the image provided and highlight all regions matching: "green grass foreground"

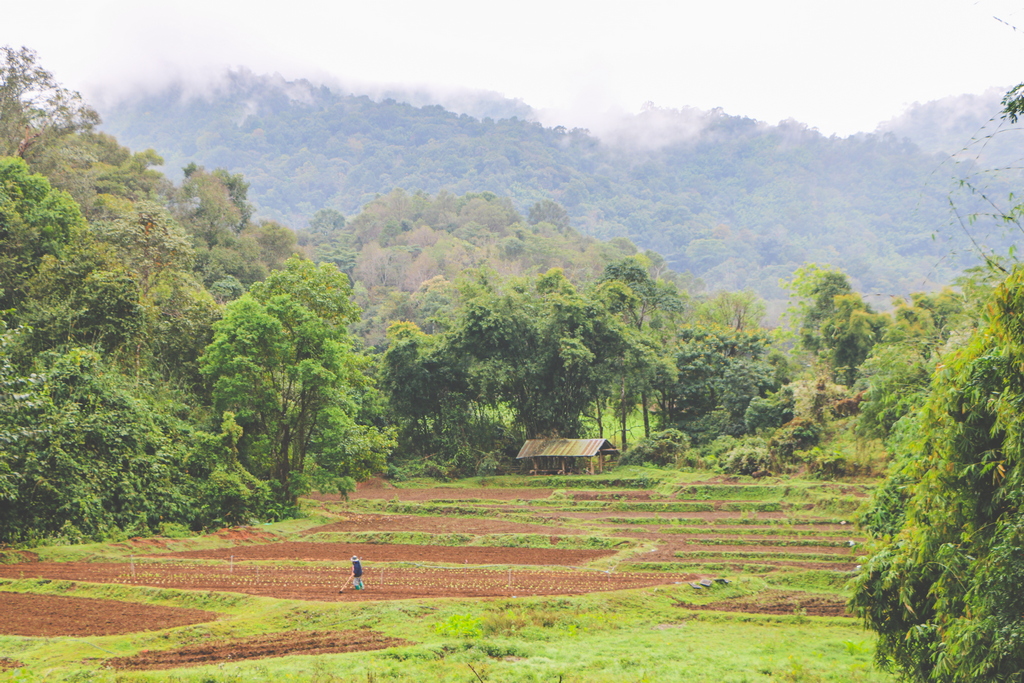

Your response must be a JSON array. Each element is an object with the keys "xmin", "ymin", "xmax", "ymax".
[{"xmin": 0, "ymin": 580, "xmax": 887, "ymax": 683}]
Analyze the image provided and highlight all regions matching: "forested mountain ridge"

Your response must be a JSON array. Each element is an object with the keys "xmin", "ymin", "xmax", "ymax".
[{"xmin": 99, "ymin": 71, "xmax": 1016, "ymax": 305}]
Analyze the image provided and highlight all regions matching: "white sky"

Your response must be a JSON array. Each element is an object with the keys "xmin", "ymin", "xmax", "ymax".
[{"xmin": 5, "ymin": 0, "xmax": 1024, "ymax": 136}]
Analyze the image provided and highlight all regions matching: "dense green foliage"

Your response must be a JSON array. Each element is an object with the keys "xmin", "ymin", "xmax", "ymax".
[
  {"xmin": 852, "ymin": 264, "xmax": 1024, "ymax": 681},
  {"xmin": 0, "ymin": 50, "xmax": 397, "ymax": 542},
  {"xmin": 202, "ymin": 258, "xmax": 389, "ymax": 503}
]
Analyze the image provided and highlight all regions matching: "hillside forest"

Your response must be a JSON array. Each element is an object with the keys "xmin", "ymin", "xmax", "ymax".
[
  {"xmin": 5, "ymin": 45, "xmax": 1024, "ymax": 681},
  {"xmin": 100, "ymin": 70, "xmax": 1024, "ymax": 313}
]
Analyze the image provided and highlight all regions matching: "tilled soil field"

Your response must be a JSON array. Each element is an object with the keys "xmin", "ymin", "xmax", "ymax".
[
  {"xmin": 333, "ymin": 485, "xmax": 656, "ymax": 502},
  {"xmin": 108, "ymin": 630, "xmax": 412, "ymax": 670},
  {"xmin": 301, "ymin": 513, "xmax": 587, "ymax": 536},
  {"xmin": 158, "ymin": 541, "xmax": 615, "ymax": 565},
  {"xmin": 342, "ymin": 488, "xmax": 556, "ymax": 501},
  {"xmin": 0, "ymin": 592, "xmax": 219, "ymax": 636},
  {"xmin": 0, "ymin": 562, "xmax": 695, "ymax": 603}
]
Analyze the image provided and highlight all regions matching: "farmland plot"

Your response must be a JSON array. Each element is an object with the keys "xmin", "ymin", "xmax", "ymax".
[{"xmin": 0, "ymin": 473, "xmax": 885, "ymax": 681}]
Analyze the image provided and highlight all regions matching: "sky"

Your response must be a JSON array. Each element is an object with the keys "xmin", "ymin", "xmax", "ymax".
[{"xmin": 5, "ymin": 0, "xmax": 1024, "ymax": 137}]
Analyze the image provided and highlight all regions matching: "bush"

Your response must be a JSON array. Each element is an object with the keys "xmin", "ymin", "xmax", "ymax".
[
  {"xmin": 620, "ymin": 429, "xmax": 692, "ymax": 467},
  {"xmin": 744, "ymin": 387, "xmax": 795, "ymax": 434},
  {"xmin": 475, "ymin": 453, "xmax": 500, "ymax": 477},
  {"xmin": 697, "ymin": 435, "xmax": 739, "ymax": 469},
  {"xmin": 482, "ymin": 610, "xmax": 529, "ymax": 635},
  {"xmin": 803, "ymin": 447, "xmax": 849, "ymax": 479},
  {"xmin": 769, "ymin": 418, "xmax": 822, "ymax": 463},
  {"xmin": 200, "ymin": 467, "xmax": 272, "ymax": 527},
  {"xmin": 721, "ymin": 439, "xmax": 772, "ymax": 475},
  {"xmin": 434, "ymin": 614, "xmax": 483, "ymax": 638}
]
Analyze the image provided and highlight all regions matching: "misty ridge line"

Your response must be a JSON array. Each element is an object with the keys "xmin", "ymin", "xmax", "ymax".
[
  {"xmin": 89, "ymin": 67, "xmax": 841, "ymax": 152},
  {"xmin": 91, "ymin": 66, "xmax": 1024, "ymax": 157}
]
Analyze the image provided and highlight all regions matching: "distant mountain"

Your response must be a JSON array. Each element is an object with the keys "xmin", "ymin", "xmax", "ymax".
[
  {"xmin": 99, "ymin": 71, "xmax": 1019, "ymax": 303},
  {"xmin": 876, "ymin": 88, "xmax": 1024, "ymax": 169}
]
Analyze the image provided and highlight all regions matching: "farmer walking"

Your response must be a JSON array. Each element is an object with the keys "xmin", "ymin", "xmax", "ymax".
[{"xmin": 351, "ymin": 555, "xmax": 364, "ymax": 590}]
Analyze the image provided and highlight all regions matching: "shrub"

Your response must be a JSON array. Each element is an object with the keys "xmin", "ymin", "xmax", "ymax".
[
  {"xmin": 698, "ymin": 435, "xmax": 739, "ymax": 468},
  {"xmin": 620, "ymin": 429, "xmax": 692, "ymax": 467},
  {"xmin": 803, "ymin": 447, "xmax": 849, "ymax": 480},
  {"xmin": 744, "ymin": 387, "xmax": 795, "ymax": 434},
  {"xmin": 434, "ymin": 614, "xmax": 483, "ymax": 638},
  {"xmin": 721, "ymin": 439, "xmax": 772, "ymax": 475},
  {"xmin": 482, "ymin": 610, "xmax": 529, "ymax": 635},
  {"xmin": 769, "ymin": 418, "xmax": 822, "ymax": 463}
]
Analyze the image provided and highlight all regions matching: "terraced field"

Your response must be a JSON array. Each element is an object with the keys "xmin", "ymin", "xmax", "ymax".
[
  {"xmin": 0, "ymin": 471, "xmax": 881, "ymax": 681},
  {"xmin": 338, "ymin": 475, "xmax": 867, "ymax": 580}
]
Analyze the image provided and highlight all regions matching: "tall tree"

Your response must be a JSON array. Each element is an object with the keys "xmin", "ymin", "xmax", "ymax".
[
  {"xmin": 598, "ymin": 255, "xmax": 685, "ymax": 441},
  {"xmin": 0, "ymin": 156, "xmax": 89, "ymax": 313},
  {"xmin": 201, "ymin": 258, "xmax": 382, "ymax": 503},
  {"xmin": 0, "ymin": 46, "xmax": 99, "ymax": 160}
]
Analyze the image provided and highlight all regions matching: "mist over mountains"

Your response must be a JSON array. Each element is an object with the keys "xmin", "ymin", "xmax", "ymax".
[{"xmin": 99, "ymin": 70, "xmax": 1023, "ymax": 304}]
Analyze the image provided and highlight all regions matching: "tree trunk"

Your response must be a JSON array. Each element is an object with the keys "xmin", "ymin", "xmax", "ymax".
[
  {"xmin": 620, "ymin": 375, "xmax": 628, "ymax": 451},
  {"xmin": 642, "ymin": 390, "xmax": 650, "ymax": 438}
]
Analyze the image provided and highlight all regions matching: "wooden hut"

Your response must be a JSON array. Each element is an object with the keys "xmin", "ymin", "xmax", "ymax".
[{"xmin": 516, "ymin": 438, "xmax": 618, "ymax": 475}]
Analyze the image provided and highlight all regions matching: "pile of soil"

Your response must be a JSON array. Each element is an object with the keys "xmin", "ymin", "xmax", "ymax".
[
  {"xmin": 108, "ymin": 629, "xmax": 411, "ymax": 670},
  {"xmin": 214, "ymin": 527, "xmax": 278, "ymax": 543},
  {"xmin": 0, "ymin": 550, "xmax": 38, "ymax": 564},
  {"xmin": 683, "ymin": 590, "xmax": 852, "ymax": 617},
  {"xmin": 0, "ymin": 593, "xmax": 218, "ymax": 636}
]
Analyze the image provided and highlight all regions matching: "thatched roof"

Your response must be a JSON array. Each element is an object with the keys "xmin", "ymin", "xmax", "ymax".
[{"xmin": 515, "ymin": 438, "xmax": 618, "ymax": 459}]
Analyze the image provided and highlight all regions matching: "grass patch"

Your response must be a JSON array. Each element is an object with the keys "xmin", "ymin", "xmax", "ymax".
[{"xmin": 674, "ymin": 550, "xmax": 854, "ymax": 563}]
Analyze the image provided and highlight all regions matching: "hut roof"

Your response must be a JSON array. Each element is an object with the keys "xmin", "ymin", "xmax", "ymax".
[{"xmin": 516, "ymin": 438, "xmax": 618, "ymax": 459}]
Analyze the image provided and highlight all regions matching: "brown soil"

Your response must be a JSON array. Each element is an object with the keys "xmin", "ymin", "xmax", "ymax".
[
  {"xmin": 357, "ymin": 477, "xmax": 395, "ymax": 491},
  {"xmin": 214, "ymin": 527, "xmax": 279, "ymax": 543},
  {"xmin": 0, "ymin": 550, "xmax": 39, "ymax": 563},
  {"xmin": 0, "ymin": 562, "xmax": 693, "ymax": 603},
  {"xmin": 0, "ymin": 658, "xmax": 24, "ymax": 671},
  {"xmin": 0, "ymin": 592, "xmax": 218, "ymax": 636},
  {"xmin": 311, "ymin": 486, "xmax": 657, "ymax": 502},
  {"xmin": 157, "ymin": 541, "xmax": 615, "ymax": 566},
  {"xmin": 108, "ymin": 629, "xmax": 410, "ymax": 670},
  {"xmin": 301, "ymin": 513, "xmax": 586, "ymax": 536},
  {"xmin": 683, "ymin": 590, "xmax": 852, "ymax": 617},
  {"xmin": 329, "ymin": 487, "xmax": 556, "ymax": 501}
]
